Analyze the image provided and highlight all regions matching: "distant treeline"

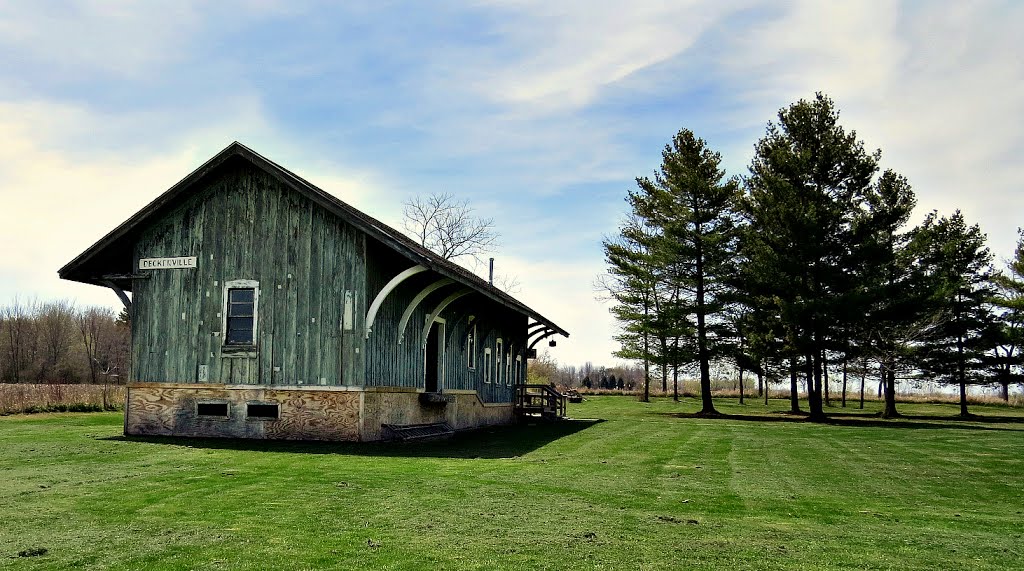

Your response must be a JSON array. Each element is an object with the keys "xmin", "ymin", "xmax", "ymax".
[{"xmin": 0, "ymin": 298, "xmax": 130, "ymax": 385}]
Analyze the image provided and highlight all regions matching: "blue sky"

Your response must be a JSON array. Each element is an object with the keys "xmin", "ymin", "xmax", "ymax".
[{"xmin": 1, "ymin": 1, "xmax": 1022, "ymax": 367}]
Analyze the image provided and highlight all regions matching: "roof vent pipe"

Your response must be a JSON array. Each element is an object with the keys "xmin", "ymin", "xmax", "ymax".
[{"xmin": 489, "ymin": 258, "xmax": 494, "ymax": 285}]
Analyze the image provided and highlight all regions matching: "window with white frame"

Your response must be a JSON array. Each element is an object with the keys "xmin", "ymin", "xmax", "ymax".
[
  {"xmin": 495, "ymin": 338, "xmax": 503, "ymax": 386},
  {"xmin": 505, "ymin": 346, "xmax": 512, "ymax": 386},
  {"xmin": 483, "ymin": 347, "xmax": 492, "ymax": 383},
  {"xmin": 224, "ymin": 280, "xmax": 259, "ymax": 346},
  {"xmin": 467, "ymin": 323, "xmax": 477, "ymax": 370}
]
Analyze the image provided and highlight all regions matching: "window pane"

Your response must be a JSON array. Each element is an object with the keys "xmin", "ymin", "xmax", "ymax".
[
  {"xmin": 227, "ymin": 329, "xmax": 253, "ymax": 344},
  {"xmin": 228, "ymin": 302, "xmax": 254, "ymax": 317},
  {"xmin": 230, "ymin": 289, "xmax": 254, "ymax": 303}
]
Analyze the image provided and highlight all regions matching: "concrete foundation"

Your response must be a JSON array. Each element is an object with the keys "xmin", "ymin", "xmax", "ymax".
[{"xmin": 125, "ymin": 383, "xmax": 513, "ymax": 442}]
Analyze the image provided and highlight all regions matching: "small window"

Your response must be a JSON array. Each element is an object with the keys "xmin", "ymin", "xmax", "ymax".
[
  {"xmin": 226, "ymin": 287, "xmax": 256, "ymax": 345},
  {"xmin": 197, "ymin": 402, "xmax": 228, "ymax": 417},
  {"xmin": 495, "ymin": 339, "xmax": 503, "ymax": 386},
  {"xmin": 505, "ymin": 348, "xmax": 512, "ymax": 386},
  {"xmin": 247, "ymin": 403, "xmax": 279, "ymax": 419},
  {"xmin": 467, "ymin": 324, "xmax": 477, "ymax": 370},
  {"xmin": 483, "ymin": 348, "xmax": 492, "ymax": 383}
]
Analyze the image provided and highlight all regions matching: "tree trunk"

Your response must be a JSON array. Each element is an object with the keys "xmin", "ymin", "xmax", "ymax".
[
  {"xmin": 672, "ymin": 363, "xmax": 679, "ymax": 402},
  {"xmin": 859, "ymin": 357, "xmax": 866, "ymax": 410},
  {"xmin": 789, "ymin": 357, "xmax": 801, "ymax": 414},
  {"xmin": 841, "ymin": 357, "xmax": 848, "ymax": 408},
  {"xmin": 822, "ymin": 350, "xmax": 831, "ymax": 407},
  {"xmin": 660, "ymin": 336, "xmax": 668, "ymax": 394},
  {"xmin": 807, "ymin": 351, "xmax": 825, "ymax": 421},
  {"xmin": 738, "ymin": 367, "xmax": 745, "ymax": 404},
  {"xmin": 695, "ymin": 241, "xmax": 717, "ymax": 416},
  {"xmin": 642, "ymin": 324, "xmax": 650, "ymax": 403},
  {"xmin": 956, "ymin": 333, "xmax": 970, "ymax": 417},
  {"xmin": 757, "ymin": 369, "xmax": 763, "ymax": 397},
  {"xmin": 959, "ymin": 381, "xmax": 969, "ymax": 417},
  {"xmin": 1001, "ymin": 381, "xmax": 1009, "ymax": 402},
  {"xmin": 881, "ymin": 362, "xmax": 898, "ymax": 418}
]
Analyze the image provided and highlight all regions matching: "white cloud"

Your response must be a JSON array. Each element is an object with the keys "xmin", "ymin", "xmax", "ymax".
[
  {"xmin": 0, "ymin": 98, "xmax": 391, "ymax": 308},
  {"xmin": 710, "ymin": 0, "xmax": 1024, "ymax": 258},
  {"xmin": 0, "ymin": 1, "xmax": 202, "ymax": 80},
  {"xmin": 463, "ymin": 0, "xmax": 749, "ymax": 112}
]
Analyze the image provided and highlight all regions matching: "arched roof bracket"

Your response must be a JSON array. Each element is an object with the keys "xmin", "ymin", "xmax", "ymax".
[
  {"xmin": 101, "ymin": 280, "xmax": 132, "ymax": 312},
  {"xmin": 445, "ymin": 306, "xmax": 477, "ymax": 345},
  {"xmin": 528, "ymin": 326, "xmax": 553, "ymax": 344},
  {"xmin": 421, "ymin": 289, "xmax": 473, "ymax": 348},
  {"xmin": 529, "ymin": 329, "xmax": 560, "ymax": 350},
  {"xmin": 365, "ymin": 264, "xmax": 427, "ymax": 338},
  {"xmin": 397, "ymin": 278, "xmax": 455, "ymax": 345}
]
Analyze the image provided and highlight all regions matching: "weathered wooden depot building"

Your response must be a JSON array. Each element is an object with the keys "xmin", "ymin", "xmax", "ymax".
[{"xmin": 59, "ymin": 142, "xmax": 568, "ymax": 441}]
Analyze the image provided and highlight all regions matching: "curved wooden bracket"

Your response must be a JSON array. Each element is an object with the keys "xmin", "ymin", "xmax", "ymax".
[
  {"xmin": 528, "ymin": 326, "xmax": 552, "ymax": 344},
  {"xmin": 101, "ymin": 280, "xmax": 132, "ymax": 312},
  {"xmin": 528, "ymin": 329, "xmax": 559, "ymax": 350},
  {"xmin": 527, "ymin": 322, "xmax": 547, "ymax": 335},
  {"xmin": 365, "ymin": 264, "xmax": 427, "ymax": 338},
  {"xmin": 397, "ymin": 278, "xmax": 454, "ymax": 344},
  {"xmin": 421, "ymin": 289, "xmax": 472, "ymax": 348},
  {"xmin": 446, "ymin": 308, "xmax": 475, "ymax": 344}
]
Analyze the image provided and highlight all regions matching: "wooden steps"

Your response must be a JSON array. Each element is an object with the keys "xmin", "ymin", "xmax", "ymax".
[{"xmin": 513, "ymin": 384, "xmax": 567, "ymax": 421}]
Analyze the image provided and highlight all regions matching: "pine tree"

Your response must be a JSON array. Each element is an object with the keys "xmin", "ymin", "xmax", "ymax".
[
  {"xmin": 601, "ymin": 215, "xmax": 659, "ymax": 402},
  {"xmin": 853, "ymin": 170, "xmax": 919, "ymax": 418},
  {"xmin": 989, "ymin": 231, "xmax": 1024, "ymax": 400},
  {"xmin": 908, "ymin": 211, "xmax": 996, "ymax": 416},
  {"xmin": 742, "ymin": 93, "xmax": 879, "ymax": 420},
  {"xmin": 629, "ymin": 129, "xmax": 741, "ymax": 415}
]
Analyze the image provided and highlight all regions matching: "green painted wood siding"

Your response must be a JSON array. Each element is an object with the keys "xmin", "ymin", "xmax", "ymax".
[
  {"xmin": 362, "ymin": 240, "xmax": 526, "ymax": 403},
  {"xmin": 131, "ymin": 160, "xmax": 366, "ymax": 386}
]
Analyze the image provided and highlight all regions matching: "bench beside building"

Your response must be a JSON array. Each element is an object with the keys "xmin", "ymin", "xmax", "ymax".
[{"xmin": 59, "ymin": 142, "xmax": 567, "ymax": 441}]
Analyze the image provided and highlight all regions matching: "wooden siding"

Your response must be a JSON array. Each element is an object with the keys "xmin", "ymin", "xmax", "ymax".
[
  {"xmin": 131, "ymin": 160, "xmax": 366, "ymax": 386},
  {"xmin": 362, "ymin": 238, "xmax": 527, "ymax": 402}
]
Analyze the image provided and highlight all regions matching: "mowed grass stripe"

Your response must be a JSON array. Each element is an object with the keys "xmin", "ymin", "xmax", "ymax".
[{"xmin": 2, "ymin": 398, "xmax": 1023, "ymax": 570}]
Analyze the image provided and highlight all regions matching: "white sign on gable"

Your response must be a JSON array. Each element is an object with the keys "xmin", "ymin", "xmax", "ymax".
[{"xmin": 139, "ymin": 256, "xmax": 197, "ymax": 270}]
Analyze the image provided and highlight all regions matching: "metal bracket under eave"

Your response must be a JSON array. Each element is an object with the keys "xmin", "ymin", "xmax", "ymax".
[
  {"xmin": 528, "ymin": 329, "xmax": 559, "ymax": 350},
  {"xmin": 527, "ymin": 321, "xmax": 547, "ymax": 335},
  {"xmin": 100, "ymin": 280, "xmax": 132, "ymax": 312}
]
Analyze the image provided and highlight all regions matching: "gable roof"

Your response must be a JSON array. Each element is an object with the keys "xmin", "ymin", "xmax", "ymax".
[{"xmin": 59, "ymin": 141, "xmax": 568, "ymax": 338}]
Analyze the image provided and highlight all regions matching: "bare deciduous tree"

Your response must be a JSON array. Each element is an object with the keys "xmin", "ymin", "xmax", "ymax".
[
  {"xmin": 37, "ymin": 299, "xmax": 75, "ymax": 382},
  {"xmin": 2, "ymin": 297, "xmax": 36, "ymax": 382},
  {"xmin": 402, "ymin": 193, "xmax": 499, "ymax": 261}
]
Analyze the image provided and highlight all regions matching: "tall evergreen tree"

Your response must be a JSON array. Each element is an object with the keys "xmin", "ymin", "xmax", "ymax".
[
  {"xmin": 601, "ymin": 215, "xmax": 659, "ymax": 402},
  {"xmin": 629, "ymin": 129, "xmax": 741, "ymax": 416},
  {"xmin": 908, "ymin": 211, "xmax": 996, "ymax": 416},
  {"xmin": 989, "ymin": 231, "xmax": 1024, "ymax": 400},
  {"xmin": 742, "ymin": 93, "xmax": 879, "ymax": 420},
  {"xmin": 853, "ymin": 170, "xmax": 919, "ymax": 418}
]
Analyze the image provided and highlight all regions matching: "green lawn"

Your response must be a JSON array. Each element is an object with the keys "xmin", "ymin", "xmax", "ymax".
[{"xmin": 1, "ymin": 397, "xmax": 1023, "ymax": 570}]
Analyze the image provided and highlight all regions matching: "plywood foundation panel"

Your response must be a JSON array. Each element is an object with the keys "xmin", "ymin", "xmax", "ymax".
[
  {"xmin": 360, "ymin": 391, "xmax": 513, "ymax": 442},
  {"xmin": 125, "ymin": 386, "xmax": 359, "ymax": 441}
]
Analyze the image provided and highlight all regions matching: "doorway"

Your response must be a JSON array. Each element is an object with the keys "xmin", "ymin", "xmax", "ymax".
[{"xmin": 424, "ymin": 320, "xmax": 444, "ymax": 392}]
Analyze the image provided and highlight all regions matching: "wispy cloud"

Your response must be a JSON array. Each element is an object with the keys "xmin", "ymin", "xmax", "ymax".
[{"xmin": 0, "ymin": 0, "xmax": 1021, "ymax": 369}]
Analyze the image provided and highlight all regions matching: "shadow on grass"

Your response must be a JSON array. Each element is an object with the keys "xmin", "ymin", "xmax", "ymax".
[
  {"xmin": 100, "ymin": 418, "xmax": 604, "ymax": 459},
  {"xmin": 661, "ymin": 411, "xmax": 1023, "ymax": 431}
]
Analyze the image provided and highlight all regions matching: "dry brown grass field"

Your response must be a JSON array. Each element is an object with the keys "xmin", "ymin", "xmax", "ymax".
[{"xmin": 0, "ymin": 383, "xmax": 125, "ymax": 415}]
